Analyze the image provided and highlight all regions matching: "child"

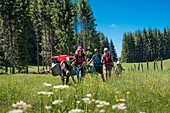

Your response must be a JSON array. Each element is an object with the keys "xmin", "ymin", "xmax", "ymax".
[{"xmin": 115, "ymin": 61, "xmax": 125, "ymax": 77}]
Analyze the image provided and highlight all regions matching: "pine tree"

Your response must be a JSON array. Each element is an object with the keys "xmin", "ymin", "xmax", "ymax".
[{"xmin": 110, "ymin": 40, "xmax": 117, "ymax": 61}]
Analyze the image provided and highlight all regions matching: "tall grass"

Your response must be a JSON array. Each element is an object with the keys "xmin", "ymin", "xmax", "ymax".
[{"xmin": 0, "ymin": 60, "xmax": 169, "ymax": 113}]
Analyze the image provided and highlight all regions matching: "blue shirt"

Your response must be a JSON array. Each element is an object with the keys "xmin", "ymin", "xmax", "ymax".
[{"xmin": 92, "ymin": 53, "xmax": 102, "ymax": 67}]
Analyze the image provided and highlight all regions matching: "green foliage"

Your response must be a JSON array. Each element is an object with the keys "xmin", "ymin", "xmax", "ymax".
[{"xmin": 121, "ymin": 28, "xmax": 170, "ymax": 63}]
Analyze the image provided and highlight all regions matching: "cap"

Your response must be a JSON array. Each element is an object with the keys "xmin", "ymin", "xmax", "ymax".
[
  {"xmin": 94, "ymin": 49, "xmax": 98, "ymax": 52},
  {"xmin": 117, "ymin": 61, "xmax": 121, "ymax": 64},
  {"xmin": 77, "ymin": 46, "xmax": 82, "ymax": 51}
]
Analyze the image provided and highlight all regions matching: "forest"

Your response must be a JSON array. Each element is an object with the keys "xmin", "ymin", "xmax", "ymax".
[
  {"xmin": 1, "ymin": 0, "xmax": 170, "ymax": 73},
  {"xmin": 121, "ymin": 28, "xmax": 170, "ymax": 63},
  {"xmin": 0, "ymin": 0, "xmax": 117, "ymax": 73}
]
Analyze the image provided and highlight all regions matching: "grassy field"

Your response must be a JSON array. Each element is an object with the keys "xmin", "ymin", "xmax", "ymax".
[{"xmin": 0, "ymin": 60, "xmax": 169, "ymax": 113}]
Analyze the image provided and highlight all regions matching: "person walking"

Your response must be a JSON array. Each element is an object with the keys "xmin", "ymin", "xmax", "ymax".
[
  {"xmin": 87, "ymin": 49, "xmax": 105, "ymax": 81},
  {"xmin": 73, "ymin": 46, "xmax": 87, "ymax": 82},
  {"xmin": 115, "ymin": 61, "xmax": 125, "ymax": 77},
  {"xmin": 101, "ymin": 48, "xmax": 114, "ymax": 80}
]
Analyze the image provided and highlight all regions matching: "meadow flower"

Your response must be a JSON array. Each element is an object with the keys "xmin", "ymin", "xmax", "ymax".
[
  {"xmin": 115, "ymin": 95, "xmax": 118, "ymax": 99},
  {"xmin": 119, "ymin": 99, "xmax": 126, "ymax": 102},
  {"xmin": 76, "ymin": 101, "xmax": 81, "ymax": 104},
  {"xmin": 126, "ymin": 92, "xmax": 130, "ymax": 95},
  {"xmin": 45, "ymin": 106, "xmax": 52, "ymax": 110},
  {"xmin": 43, "ymin": 82, "xmax": 52, "ymax": 86},
  {"xmin": 12, "ymin": 104, "xmax": 18, "ymax": 108},
  {"xmin": 53, "ymin": 85, "xmax": 69, "ymax": 89},
  {"xmin": 52, "ymin": 100, "xmax": 63, "ymax": 105},
  {"xmin": 68, "ymin": 109, "xmax": 84, "ymax": 113},
  {"xmin": 96, "ymin": 104, "xmax": 104, "ymax": 108},
  {"xmin": 37, "ymin": 91, "xmax": 53, "ymax": 96},
  {"xmin": 86, "ymin": 94, "xmax": 92, "ymax": 97},
  {"xmin": 112, "ymin": 103, "xmax": 126, "ymax": 110},
  {"xmin": 8, "ymin": 109, "xmax": 23, "ymax": 113},
  {"xmin": 82, "ymin": 98, "xmax": 91, "ymax": 104},
  {"xmin": 38, "ymin": 91, "xmax": 47, "ymax": 95},
  {"xmin": 116, "ymin": 91, "xmax": 119, "ymax": 94},
  {"xmin": 99, "ymin": 110, "xmax": 105, "ymax": 113}
]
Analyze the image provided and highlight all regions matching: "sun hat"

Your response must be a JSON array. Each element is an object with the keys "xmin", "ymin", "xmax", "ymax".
[
  {"xmin": 77, "ymin": 46, "xmax": 83, "ymax": 51},
  {"xmin": 117, "ymin": 61, "xmax": 121, "ymax": 65}
]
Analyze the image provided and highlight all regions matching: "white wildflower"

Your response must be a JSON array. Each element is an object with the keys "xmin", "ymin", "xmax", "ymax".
[
  {"xmin": 86, "ymin": 94, "xmax": 92, "ymax": 97},
  {"xmin": 119, "ymin": 99, "xmax": 126, "ymax": 102},
  {"xmin": 82, "ymin": 98, "xmax": 91, "ymax": 104},
  {"xmin": 38, "ymin": 91, "xmax": 47, "ymax": 95},
  {"xmin": 68, "ymin": 109, "xmax": 84, "ymax": 113},
  {"xmin": 52, "ymin": 100, "xmax": 63, "ymax": 105},
  {"xmin": 76, "ymin": 101, "xmax": 81, "ymax": 104},
  {"xmin": 112, "ymin": 103, "xmax": 126, "ymax": 110},
  {"xmin": 43, "ymin": 82, "xmax": 52, "ymax": 86},
  {"xmin": 96, "ymin": 104, "xmax": 104, "ymax": 108},
  {"xmin": 8, "ymin": 109, "xmax": 23, "ymax": 113},
  {"xmin": 53, "ymin": 85, "xmax": 69, "ymax": 89},
  {"xmin": 100, "ymin": 110, "xmax": 105, "ymax": 113},
  {"xmin": 12, "ymin": 104, "xmax": 18, "ymax": 108},
  {"xmin": 45, "ymin": 106, "xmax": 52, "ymax": 110}
]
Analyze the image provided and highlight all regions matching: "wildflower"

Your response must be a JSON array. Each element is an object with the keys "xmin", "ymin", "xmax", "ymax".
[
  {"xmin": 68, "ymin": 109, "xmax": 84, "ymax": 113},
  {"xmin": 76, "ymin": 101, "xmax": 81, "ymax": 104},
  {"xmin": 38, "ymin": 91, "xmax": 47, "ymax": 95},
  {"xmin": 37, "ymin": 91, "xmax": 53, "ymax": 96},
  {"xmin": 112, "ymin": 103, "xmax": 126, "ymax": 110},
  {"xmin": 119, "ymin": 99, "xmax": 126, "ymax": 102},
  {"xmin": 82, "ymin": 98, "xmax": 91, "ymax": 104},
  {"xmin": 169, "ymin": 92, "xmax": 170, "ymax": 95},
  {"xmin": 100, "ymin": 110, "xmax": 105, "ymax": 113},
  {"xmin": 115, "ymin": 95, "xmax": 118, "ymax": 99},
  {"xmin": 52, "ymin": 100, "xmax": 63, "ymax": 105},
  {"xmin": 126, "ymin": 92, "xmax": 130, "ymax": 95},
  {"xmin": 116, "ymin": 91, "xmax": 119, "ymax": 94},
  {"xmin": 86, "ymin": 94, "xmax": 92, "ymax": 97},
  {"xmin": 45, "ymin": 106, "xmax": 52, "ymax": 110},
  {"xmin": 8, "ymin": 109, "xmax": 23, "ymax": 113},
  {"xmin": 53, "ymin": 85, "xmax": 69, "ymax": 89},
  {"xmin": 12, "ymin": 104, "xmax": 18, "ymax": 108},
  {"xmin": 43, "ymin": 82, "xmax": 52, "ymax": 86},
  {"xmin": 116, "ymin": 99, "xmax": 119, "ymax": 103},
  {"xmin": 96, "ymin": 104, "xmax": 104, "ymax": 108}
]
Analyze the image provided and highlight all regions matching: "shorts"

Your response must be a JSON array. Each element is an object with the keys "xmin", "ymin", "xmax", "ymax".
[
  {"xmin": 103, "ymin": 66, "xmax": 112, "ymax": 71},
  {"xmin": 94, "ymin": 66, "xmax": 103, "ymax": 74}
]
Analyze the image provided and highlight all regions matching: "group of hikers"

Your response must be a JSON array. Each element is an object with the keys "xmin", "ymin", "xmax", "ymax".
[{"xmin": 53, "ymin": 45, "xmax": 125, "ymax": 85}]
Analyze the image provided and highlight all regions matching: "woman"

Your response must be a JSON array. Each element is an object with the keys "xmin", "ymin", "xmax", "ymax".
[
  {"xmin": 73, "ymin": 46, "xmax": 87, "ymax": 82},
  {"xmin": 101, "ymin": 48, "xmax": 113, "ymax": 80}
]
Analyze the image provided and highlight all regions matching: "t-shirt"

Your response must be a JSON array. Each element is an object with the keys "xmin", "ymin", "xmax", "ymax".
[{"xmin": 92, "ymin": 53, "xmax": 102, "ymax": 67}]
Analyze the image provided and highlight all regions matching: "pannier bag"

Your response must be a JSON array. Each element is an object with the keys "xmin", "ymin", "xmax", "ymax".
[{"xmin": 51, "ymin": 63, "xmax": 60, "ymax": 76}]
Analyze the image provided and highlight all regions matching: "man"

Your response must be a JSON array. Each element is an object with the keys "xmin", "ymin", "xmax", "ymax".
[{"xmin": 88, "ymin": 49, "xmax": 104, "ymax": 81}]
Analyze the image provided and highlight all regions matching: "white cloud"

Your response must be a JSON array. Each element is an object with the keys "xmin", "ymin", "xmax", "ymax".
[{"xmin": 110, "ymin": 24, "xmax": 118, "ymax": 28}]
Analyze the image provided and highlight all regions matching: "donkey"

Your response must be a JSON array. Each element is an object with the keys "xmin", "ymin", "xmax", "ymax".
[{"xmin": 60, "ymin": 56, "xmax": 77, "ymax": 85}]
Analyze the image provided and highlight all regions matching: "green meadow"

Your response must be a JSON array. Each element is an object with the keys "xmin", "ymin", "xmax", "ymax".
[{"xmin": 0, "ymin": 60, "xmax": 169, "ymax": 113}]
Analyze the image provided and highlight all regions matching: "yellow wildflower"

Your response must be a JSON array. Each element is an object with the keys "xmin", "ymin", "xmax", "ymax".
[
  {"xmin": 126, "ymin": 92, "xmax": 130, "ymax": 95},
  {"xmin": 116, "ymin": 91, "xmax": 119, "ymax": 94},
  {"xmin": 115, "ymin": 95, "xmax": 118, "ymax": 100}
]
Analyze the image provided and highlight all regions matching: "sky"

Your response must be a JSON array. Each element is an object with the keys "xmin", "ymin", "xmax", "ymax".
[{"xmin": 88, "ymin": 0, "xmax": 170, "ymax": 57}]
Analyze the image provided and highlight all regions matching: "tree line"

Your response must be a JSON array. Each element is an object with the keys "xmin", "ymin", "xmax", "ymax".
[
  {"xmin": 0, "ymin": 0, "xmax": 117, "ymax": 73},
  {"xmin": 121, "ymin": 27, "xmax": 170, "ymax": 63}
]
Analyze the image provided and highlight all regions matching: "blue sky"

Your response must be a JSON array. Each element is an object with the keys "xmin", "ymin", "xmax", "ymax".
[{"xmin": 88, "ymin": 0, "xmax": 170, "ymax": 57}]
